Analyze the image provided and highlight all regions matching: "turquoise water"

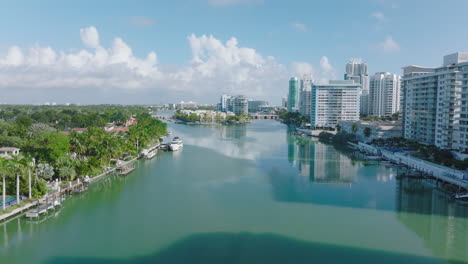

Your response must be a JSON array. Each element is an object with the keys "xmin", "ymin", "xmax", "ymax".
[{"xmin": 0, "ymin": 120, "xmax": 467, "ymax": 264}]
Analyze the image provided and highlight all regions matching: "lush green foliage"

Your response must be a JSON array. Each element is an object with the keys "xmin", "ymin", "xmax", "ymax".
[
  {"xmin": 0, "ymin": 105, "xmax": 167, "ymax": 203},
  {"xmin": 371, "ymin": 137, "xmax": 468, "ymax": 170},
  {"xmin": 277, "ymin": 110, "xmax": 308, "ymax": 126}
]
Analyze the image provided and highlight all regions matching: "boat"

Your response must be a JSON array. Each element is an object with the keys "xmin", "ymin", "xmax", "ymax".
[
  {"xmin": 167, "ymin": 131, "xmax": 172, "ymax": 136},
  {"xmin": 170, "ymin": 137, "xmax": 183, "ymax": 151},
  {"xmin": 146, "ymin": 149, "xmax": 157, "ymax": 159},
  {"xmin": 139, "ymin": 149, "xmax": 149, "ymax": 159},
  {"xmin": 159, "ymin": 144, "xmax": 170, "ymax": 151}
]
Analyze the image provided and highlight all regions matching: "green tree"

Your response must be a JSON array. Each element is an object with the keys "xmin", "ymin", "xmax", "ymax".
[
  {"xmin": 0, "ymin": 159, "xmax": 7, "ymax": 210},
  {"xmin": 364, "ymin": 127, "xmax": 372, "ymax": 138},
  {"xmin": 351, "ymin": 123, "xmax": 359, "ymax": 133},
  {"xmin": 36, "ymin": 163, "xmax": 54, "ymax": 181}
]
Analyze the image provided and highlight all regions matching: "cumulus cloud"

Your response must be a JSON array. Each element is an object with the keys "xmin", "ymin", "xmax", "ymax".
[
  {"xmin": 80, "ymin": 26, "xmax": 100, "ymax": 49},
  {"xmin": 292, "ymin": 56, "xmax": 336, "ymax": 84},
  {"xmin": 0, "ymin": 26, "xmax": 339, "ymax": 104},
  {"xmin": 292, "ymin": 22, "xmax": 308, "ymax": 32},
  {"xmin": 378, "ymin": 36, "xmax": 400, "ymax": 52},
  {"xmin": 0, "ymin": 26, "xmax": 295, "ymax": 104}
]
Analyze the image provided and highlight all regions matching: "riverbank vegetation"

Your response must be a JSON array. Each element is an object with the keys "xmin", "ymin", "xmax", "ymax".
[
  {"xmin": 0, "ymin": 105, "xmax": 166, "ymax": 208},
  {"xmin": 318, "ymin": 131, "xmax": 357, "ymax": 145},
  {"xmin": 370, "ymin": 137, "xmax": 468, "ymax": 170},
  {"xmin": 277, "ymin": 110, "xmax": 308, "ymax": 126}
]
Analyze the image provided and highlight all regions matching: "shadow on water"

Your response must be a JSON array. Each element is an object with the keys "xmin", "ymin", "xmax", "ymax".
[{"xmin": 45, "ymin": 232, "xmax": 461, "ymax": 264}]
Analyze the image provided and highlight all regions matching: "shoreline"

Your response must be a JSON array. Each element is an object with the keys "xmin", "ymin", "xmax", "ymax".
[{"xmin": 0, "ymin": 156, "xmax": 140, "ymax": 223}]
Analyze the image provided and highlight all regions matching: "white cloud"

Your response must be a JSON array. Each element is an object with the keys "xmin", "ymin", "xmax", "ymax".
[
  {"xmin": 128, "ymin": 16, "xmax": 155, "ymax": 27},
  {"xmin": 207, "ymin": 0, "xmax": 263, "ymax": 6},
  {"xmin": 370, "ymin": 12, "xmax": 385, "ymax": 21},
  {"xmin": 0, "ymin": 26, "xmax": 337, "ymax": 104},
  {"xmin": 291, "ymin": 22, "xmax": 308, "ymax": 32},
  {"xmin": 80, "ymin": 26, "xmax": 100, "ymax": 49},
  {"xmin": 378, "ymin": 36, "xmax": 400, "ymax": 52},
  {"xmin": 292, "ymin": 56, "xmax": 336, "ymax": 84}
]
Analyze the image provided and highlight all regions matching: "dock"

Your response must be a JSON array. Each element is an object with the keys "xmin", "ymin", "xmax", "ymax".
[
  {"xmin": 119, "ymin": 166, "xmax": 135, "ymax": 175},
  {"xmin": 1, "ymin": 156, "xmax": 140, "ymax": 223}
]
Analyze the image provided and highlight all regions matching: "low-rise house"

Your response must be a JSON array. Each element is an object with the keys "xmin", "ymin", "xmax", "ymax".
[
  {"xmin": 0, "ymin": 147, "xmax": 20, "ymax": 158},
  {"xmin": 338, "ymin": 120, "xmax": 402, "ymax": 142}
]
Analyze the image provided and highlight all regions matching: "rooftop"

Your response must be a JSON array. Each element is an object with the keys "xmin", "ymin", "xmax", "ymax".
[{"xmin": 0, "ymin": 147, "xmax": 20, "ymax": 152}]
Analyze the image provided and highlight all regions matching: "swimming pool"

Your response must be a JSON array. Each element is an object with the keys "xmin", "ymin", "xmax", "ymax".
[{"xmin": 0, "ymin": 196, "xmax": 20, "ymax": 207}]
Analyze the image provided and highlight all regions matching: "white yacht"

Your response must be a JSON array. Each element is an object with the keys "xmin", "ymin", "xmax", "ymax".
[
  {"xmin": 146, "ymin": 149, "xmax": 157, "ymax": 159},
  {"xmin": 170, "ymin": 137, "xmax": 183, "ymax": 151}
]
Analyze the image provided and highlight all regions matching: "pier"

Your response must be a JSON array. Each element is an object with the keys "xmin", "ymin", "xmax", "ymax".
[{"xmin": 356, "ymin": 142, "xmax": 468, "ymax": 197}]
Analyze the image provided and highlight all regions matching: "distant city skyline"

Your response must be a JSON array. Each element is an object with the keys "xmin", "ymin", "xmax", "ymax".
[{"xmin": 1, "ymin": 0, "xmax": 468, "ymax": 105}]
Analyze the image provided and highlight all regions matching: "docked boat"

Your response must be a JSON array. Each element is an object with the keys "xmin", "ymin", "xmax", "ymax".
[
  {"xmin": 159, "ymin": 144, "xmax": 170, "ymax": 151},
  {"xmin": 139, "ymin": 149, "xmax": 149, "ymax": 159},
  {"xmin": 170, "ymin": 137, "xmax": 183, "ymax": 151},
  {"xmin": 167, "ymin": 131, "xmax": 172, "ymax": 136},
  {"xmin": 146, "ymin": 149, "xmax": 157, "ymax": 159}
]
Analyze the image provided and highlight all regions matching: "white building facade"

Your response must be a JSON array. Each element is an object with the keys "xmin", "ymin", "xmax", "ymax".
[
  {"xmin": 299, "ymin": 75, "xmax": 313, "ymax": 120},
  {"xmin": 220, "ymin": 94, "xmax": 232, "ymax": 112},
  {"xmin": 310, "ymin": 80, "xmax": 361, "ymax": 129},
  {"xmin": 344, "ymin": 59, "xmax": 369, "ymax": 115},
  {"xmin": 402, "ymin": 52, "xmax": 468, "ymax": 152},
  {"xmin": 232, "ymin": 95, "xmax": 249, "ymax": 115},
  {"xmin": 369, "ymin": 72, "xmax": 401, "ymax": 117}
]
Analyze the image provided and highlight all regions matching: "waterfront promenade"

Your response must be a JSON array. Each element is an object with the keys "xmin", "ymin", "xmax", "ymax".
[{"xmin": 357, "ymin": 142, "xmax": 468, "ymax": 192}]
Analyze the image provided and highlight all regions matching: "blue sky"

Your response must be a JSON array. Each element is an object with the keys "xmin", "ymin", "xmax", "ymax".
[{"xmin": 1, "ymin": 0, "xmax": 467, "ymax": 105}]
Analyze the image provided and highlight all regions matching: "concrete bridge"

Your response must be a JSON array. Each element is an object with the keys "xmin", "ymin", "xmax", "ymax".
[{"xmin": 252, "ymin": 114, "xmax": 279, "ymax": 120}]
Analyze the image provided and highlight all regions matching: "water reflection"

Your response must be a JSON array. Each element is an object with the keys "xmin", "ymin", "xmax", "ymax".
[
  {"xmin": 170, "ymin": 121, "xmax": 285, "ymax": 161},
  {"xmin": 287, "ymin": 135, "xmax": 359, "ymax": 184},
  {"xmin": 396, "ymin": 177, "xmax": 468, "ymax": 261}
]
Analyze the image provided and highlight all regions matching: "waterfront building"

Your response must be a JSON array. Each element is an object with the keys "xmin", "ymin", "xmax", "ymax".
[
  {"xmin": 176, "ymin": 101, "xmax": 198, "ymax": 110},
  {"xmin": 338, "ymin": 120, "xmax": 402, "ymax": 142},
  {"xmin": 233, "ymin": 95, "xmax": 248, "ymax": 115},
  {"xmin": 310, "ymin": 80, "xmax": 361, "ymax": 129},
  {"xmin": 248, "ymin": 100, "xmax": 269, "ymax": 113},
  {"xmin": 288, "ymin": 77, "xmax": 300, "ymax": 112},
  {"xmin": 0, "ymin": 147, "xmax": 20, "ymax": 158},
  {"xmin": 220, "ymin": 94, "xmax": 232, "ymax": 112},
  {"xmin": 402, "ymin": 52, "xmax": 468, "ymax": 151},
  {"xmin": 344, "ymin": 59, "xmax": 369, "ymax": 115},
  {"xmin": 299, "ymin": 76, "xmax": 313, "ymax": 120},
  {"xmin": 369, "ymin": 72, "xmax": 401, "ymax": 117}
]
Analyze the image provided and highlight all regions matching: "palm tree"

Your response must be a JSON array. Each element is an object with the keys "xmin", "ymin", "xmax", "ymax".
[
  {"xmin": 351, "ymin": 122, "xmax": 359, "ymax": 133},
  {"xmin": 0, "ymin": 159, "xmax": 7, "ymax": 210},
  {"xmin": 19, "ymin": 155, "xmax": 34, "ymax": 199},
  {"xmin": 9, "ymin": 155, "xmax": 24, "ymax": 206}
]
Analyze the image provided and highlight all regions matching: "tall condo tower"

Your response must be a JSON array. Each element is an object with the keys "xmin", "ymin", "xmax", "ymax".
[{"xmin": 344, "ymin": 59, "xmax": 369, "ymax": 115}]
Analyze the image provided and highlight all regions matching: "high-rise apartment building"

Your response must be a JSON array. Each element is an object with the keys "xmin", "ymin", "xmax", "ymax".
[
  {"xmin": 248, "ymin": 100, "xmax": 269, "ymax": 113},
  {"xmin": 233, "ymin": 95, "xmax": 249, "ymax": 115},
  {"xmin": 369, "ymin": 72, "xmax": 401, "ymax": 117},
  {"xmin": 299, "ymin": 75, "xmax": 313, "ymax": 120},
  {"xmin": 220, "ymin": 94, "xmax": 232, "ymax": 112},
  {"xmin": 310, "ymin": 80, "xmax": 361, "ymax": 129},
  {"xmin": 402, "ymin": 52, "xmax": 468, "ymax": 151},
  {"xmin": 288, "ymin": 77, "xmax": 300, "ymax": 112},
  {"xmin": 345, "ymin": 59, "xmax": 369, "ymax": 115}
]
